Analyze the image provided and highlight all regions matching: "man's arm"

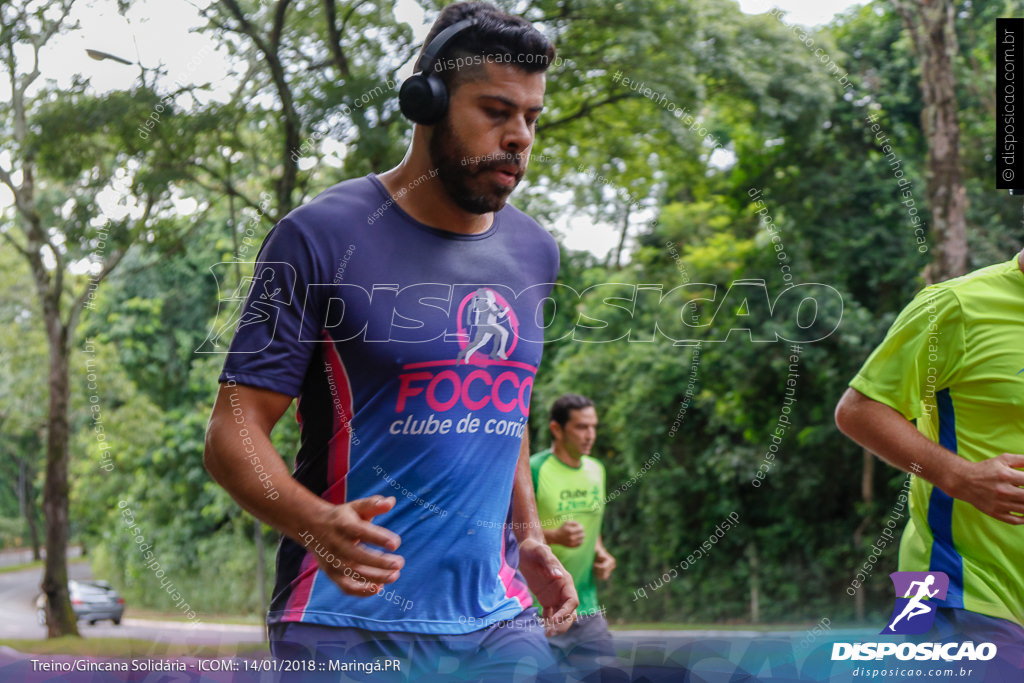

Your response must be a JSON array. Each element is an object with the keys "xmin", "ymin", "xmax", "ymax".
[
  {"xmin": 203, "ymin": 382, "xmax": 405, "ymax": 595},
  {"xmin": 593, "ymin": 535, "xmax": 616, "ymax": 580},
  {"xmin": 543, "ymin": 520, "xmax": 584, "ymax": 547},
  {"xmin": 511, "ymin": 430, "xmax": 579, "ymax": 635},
  {"xmin": 835, "ymin": 387, "xmax": 1024, "ymax": 525}
]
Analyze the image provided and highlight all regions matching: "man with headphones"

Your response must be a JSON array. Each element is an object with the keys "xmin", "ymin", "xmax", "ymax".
[{"xmin": 204, "ymin": 2, "xmax": 577, "ymax": 681}]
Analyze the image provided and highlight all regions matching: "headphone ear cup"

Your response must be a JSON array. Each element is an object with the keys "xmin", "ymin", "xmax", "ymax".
[{"xmin": 399, "ymin": 73, "xmax": 449, "ymax": 125}]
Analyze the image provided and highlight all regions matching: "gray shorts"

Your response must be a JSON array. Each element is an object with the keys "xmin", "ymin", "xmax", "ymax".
[
  {"xmin": 268, "ymin": 608, "xmax": 560, "ymax": 683},
  {"xmin": 546, "ymin": 612, "xmax": 619, "ymax": 682}
]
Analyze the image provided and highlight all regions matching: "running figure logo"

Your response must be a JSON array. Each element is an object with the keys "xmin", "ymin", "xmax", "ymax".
[
  {"xmin": 455, "ymin": 287, "xmax": 519, "ymax": 364},
  {"xmin": 882, "ymin": 571, "xmax": 949, "ymax": 635}
]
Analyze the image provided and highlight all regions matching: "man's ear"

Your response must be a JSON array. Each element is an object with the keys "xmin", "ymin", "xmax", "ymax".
[{"xmin": 549, "ymin": 420, "xmax": 562, "ymax": 442}]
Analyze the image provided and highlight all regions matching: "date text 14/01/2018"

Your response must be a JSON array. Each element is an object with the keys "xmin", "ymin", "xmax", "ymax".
[{"xmin": 243, "ymin": 658, "xmax": 402, "ymax": 672}]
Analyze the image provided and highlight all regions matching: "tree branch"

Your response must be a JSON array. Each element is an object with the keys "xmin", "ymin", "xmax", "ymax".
[
  {"xmin": 217, "ymin": 0, "xmax": 300, "ymax": 215},
  {"xmin": 536, "ymin": 92, "xmax": 634, "ymax": 133},
  {"xmin": 0, "ymin": 226, "xmax": 31, "ymax": 258},
  {"xmin": 322, "ymin": 0, "xmax": 349, "ymax": 77},
  {"xmin": 65, "ymin": 190, "xmax": 153, "ymax": 331},
  {"xmin": 270, "ymin": 0, "xmax": 294, "ymax": 53},
  {"xmin": 0, "ymin": 163, "xmax": 24, "ymax": 208},
  {"xmin": 190, "ymin": 161, "xmax": 265, "ymax": 216}
]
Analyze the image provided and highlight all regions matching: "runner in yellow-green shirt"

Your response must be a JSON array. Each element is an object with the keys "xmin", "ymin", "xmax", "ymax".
[
  {"xmin": 836, "ymin": 249, "xmax": 1024, "ymax": 673},
  {"xmin": 531, "ymin": 394, "xmax": 617, "ymax": 679}
]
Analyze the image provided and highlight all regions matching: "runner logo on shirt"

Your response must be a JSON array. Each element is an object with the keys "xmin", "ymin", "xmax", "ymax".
[{"xmin": 456, "ymin": 287, "xmax": 519, "ymax": 364}]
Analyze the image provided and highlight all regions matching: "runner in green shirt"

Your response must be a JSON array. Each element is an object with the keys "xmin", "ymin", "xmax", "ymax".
[
  {"xmin": 836, "ymin": 249, "xmax": 1024, "ymax": 673},
  {"xmin": 531, "ymin": 394, "xmax": 617, "ymax": 678}
]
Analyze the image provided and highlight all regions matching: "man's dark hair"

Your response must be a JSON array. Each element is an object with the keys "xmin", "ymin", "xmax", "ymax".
[
  {"xmin": 550, "ymin": 394, "xmax": 594, "ymax": 428},
  {"xmin": 417, "ymin": 2, "xmax": 556, "ymax": 91}
]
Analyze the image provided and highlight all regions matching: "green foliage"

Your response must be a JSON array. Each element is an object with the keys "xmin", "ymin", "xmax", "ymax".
[
  {"xmin": 89, "ymin": 513, "xmax": 276, "ymax": 615},
  {"xmin": 0, "ymin": 517, "xmax": 29, "ymax": 550}
]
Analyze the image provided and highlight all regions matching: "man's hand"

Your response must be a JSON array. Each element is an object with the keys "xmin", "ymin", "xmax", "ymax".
[
  {"xmin": 553, "ymin": 520, "xmax": 585, "ymax": 547},
  {"xmin": 948, "ymin": 453, "xmax": 1024, "ymax": 525},
  {"xmin": 593, "ymin": 546, "xmax": 616, "ymax": 580},
  {"xmin": 836, "ymin": 388, "xmax": 1024, "ymax": 526},
  {"xmin": 517, "ymin": 537, "xmax": 579, "ymax": 636},
  {"xmin": 305, "ymin": 495, "xmax": 405, "ymax": 596}
]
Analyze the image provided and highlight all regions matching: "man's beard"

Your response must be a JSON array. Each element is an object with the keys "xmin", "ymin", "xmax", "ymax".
[{"xmin": 429, "ymin": 117, "xmax": 524, "ymax": 214}]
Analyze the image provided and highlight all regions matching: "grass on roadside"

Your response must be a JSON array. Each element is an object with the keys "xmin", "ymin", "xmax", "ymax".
[
  {"xmin": 126, "ymin": 609, "xmax": 264, "ymax": 626},
  {"xmin": 0, "ymin": 559, "xmax": 44, "ymax": 575},
  {"xmin": 610, "ymin": 622, "xmax": 824, "ymax": 631},
  {"xmin": 0, "ymin": 557, "xmax": 89, "ymax": 576}
]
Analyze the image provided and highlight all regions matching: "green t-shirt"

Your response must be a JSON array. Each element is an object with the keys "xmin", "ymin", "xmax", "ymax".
[
  {"xmin": 530, "ymin": 449, "xmax": 606, "ymax": 615},
  {"xmin": 850, "ymin": 256, "xmax": 1024, "ymax": 626}
]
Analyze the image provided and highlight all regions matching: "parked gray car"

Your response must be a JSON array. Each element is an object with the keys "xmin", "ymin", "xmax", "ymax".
[{"xmin": 36, "ymin": 580, "xmax": 124, "ymax": 626}]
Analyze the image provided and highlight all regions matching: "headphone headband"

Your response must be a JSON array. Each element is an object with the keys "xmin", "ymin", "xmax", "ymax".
[{"xmin": 416, "ymin": 18, "xmax": 478, "ymax": 74}]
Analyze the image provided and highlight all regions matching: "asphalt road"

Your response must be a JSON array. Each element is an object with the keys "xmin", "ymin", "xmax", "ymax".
[{"xmin": 0, "ymin": 562, "xmax": 264, "ymax": 646}]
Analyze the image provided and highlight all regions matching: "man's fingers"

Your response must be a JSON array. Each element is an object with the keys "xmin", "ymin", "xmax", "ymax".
[
  {"xmin": 544, "ymin": 600, "xmax": 579, "ymax": 635},
  {"xmin": 336, "ymin": 537, "xmax": 405, "ymax": 571},
  {"xmin": 334, "ymin": 575, "xmax": 387, "ymax": 597},
  {"xmin": 318, "ymin": 554, "xmax": 404, "ymax": 596},
  {"xmin": 544, "ymin": 563, "xmax": 564, "ymax": 581},
  {"xmin": 998, "ymin": 452, "xmax": 1024, "ymax": 469},
  {"xmin": 997, "ymin": 464, "xmax": 1024, "ymax": 489},
  {"xmin": 991, "ymin": 475, "xmax": 1024, "ymax": 509},
  {"xmin": 350, "ymin": 495, "xmax": 398, "ymax": 520},
  {"xmin": 307, "ymin": 498, "xmax": 403, "ymax": 573},
  {"xmin": 338, "ymin": 512, "xmax": 403, "ymax": 553},
  {"xmin": 994, "ymin": 510, "xmax": 1024, "ymax": 525},
  {"xmin": 324, "ymin": 560, "xmax": 401, "ymax": 587}
]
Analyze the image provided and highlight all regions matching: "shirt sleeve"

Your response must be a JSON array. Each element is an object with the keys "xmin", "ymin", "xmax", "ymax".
[
  {"xmin": 849, "ymin": 285, "xmax": 966, "ymax": 421},
  {"xmin": 530, "ymin": 454, "xmax": 543, "ymax": 492},
  {"xmin": 218, "ymin": 218, "xmax": 327, "ymax": 397},
  {"xmin": 549, "ymin": 239, "xmax": 561, "ymax": 286}
]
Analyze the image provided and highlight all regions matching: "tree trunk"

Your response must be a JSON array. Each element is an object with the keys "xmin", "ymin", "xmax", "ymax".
[
  {"xmin": 227, "ymin": 160, "xmax": 269, "ymax": 613},
  {"xmin": 894, "ymin": 0, "xmax": 968, "ymax": 284},
  {"xmin": 852, "ymin": 448, "xmax": 875, "ymax": 622},
  {"xmin": 747, "ymin": 540, "xmax": 760, "ymax": 624},
  {"xmin": 41, "ymin": 329, "xmax": 78, "ymax": 637},
  {"xmin": 255, "ymin": 519, "xmax": 267, "ymax": 613},
  {"xmin": 614, "ymin": 203, "xmax": 631, "ymax": 270},
  {"xmin": 20, "ymin": 458, "xmax": 42, "ymax": 561}
]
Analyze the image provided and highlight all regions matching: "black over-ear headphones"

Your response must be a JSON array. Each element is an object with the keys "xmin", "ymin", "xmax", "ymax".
[{"xmin": 398, "ymin": 18, "xmax": 478, "ymax": 125}]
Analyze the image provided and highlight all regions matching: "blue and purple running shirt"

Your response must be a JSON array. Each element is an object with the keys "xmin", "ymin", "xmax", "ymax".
[{"xmin": 218, "ymin": 174, "xmax": 560, "ymax": 634}]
